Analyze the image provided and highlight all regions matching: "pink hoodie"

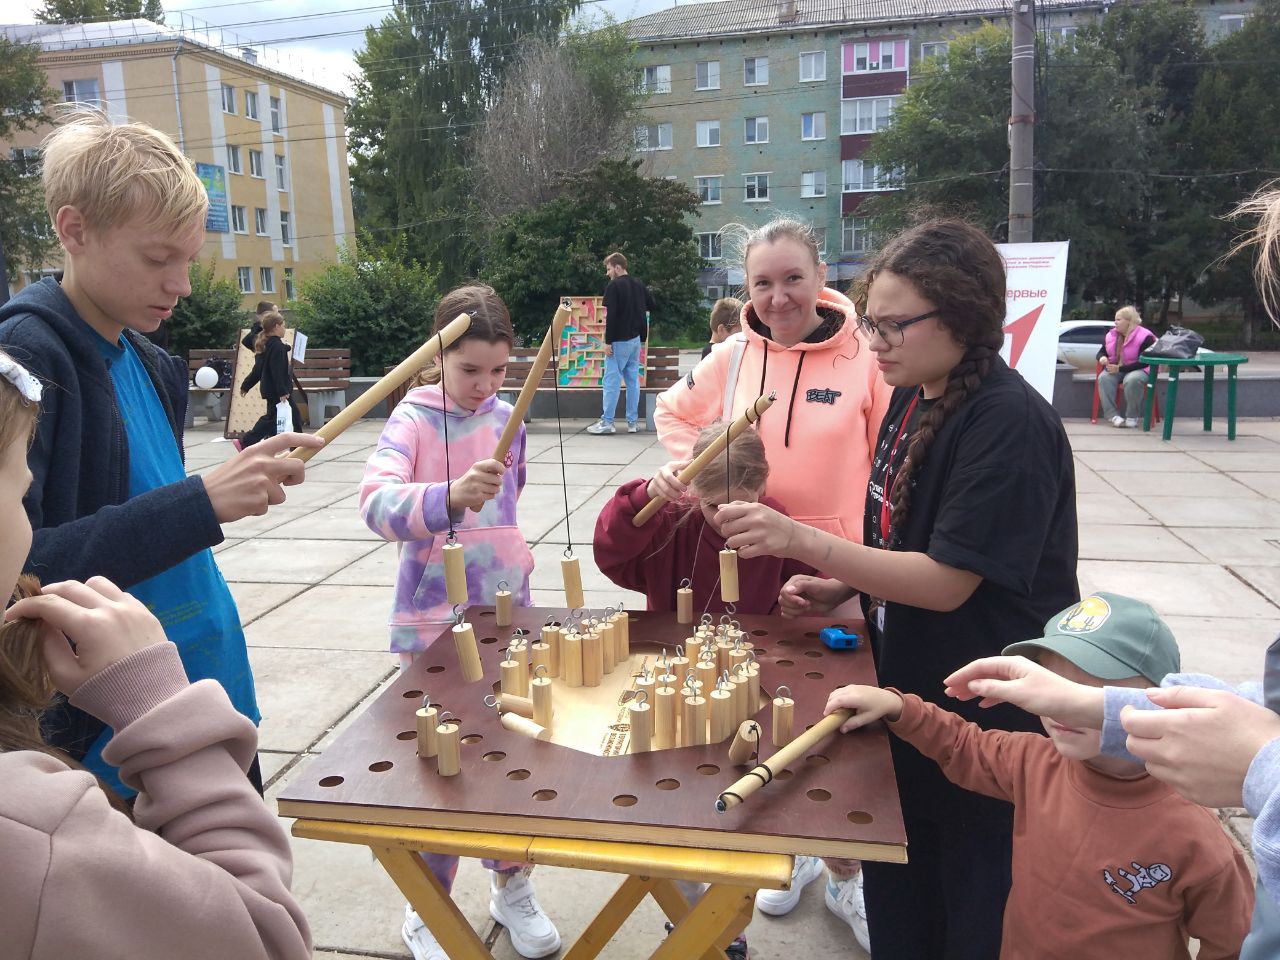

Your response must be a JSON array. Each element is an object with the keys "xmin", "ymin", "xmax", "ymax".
[{"xmin": 655, "ymin": 288, "xmax": 892, "ymax": 544}]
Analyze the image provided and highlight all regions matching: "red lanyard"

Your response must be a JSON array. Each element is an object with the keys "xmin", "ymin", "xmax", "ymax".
[{"xmin": 879, "ymin": 394, "xmax": 919, "ymax": 545}]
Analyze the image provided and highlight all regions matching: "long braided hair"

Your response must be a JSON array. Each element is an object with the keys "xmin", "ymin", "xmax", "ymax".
[{"xmin": 861, "ymin": 220, "xmax": 1007, "ymax": 544}]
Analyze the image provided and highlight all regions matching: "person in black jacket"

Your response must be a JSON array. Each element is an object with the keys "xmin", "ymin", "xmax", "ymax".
[
  {"xmin": 240, "ymin": 299, "xmax": 278, "ymax": 352},
  {"xmin": 588, "ymin": 251, "xmax": 654, "ymax": 435},
  {"xmin": 239, "ymin": 311, "xmax": 301, "ymax": 447}
]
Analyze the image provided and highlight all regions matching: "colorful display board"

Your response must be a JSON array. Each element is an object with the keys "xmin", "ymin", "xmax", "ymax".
[{"xmin": 556, "ymin": 296, "xmax": 649, "ymax": 388}]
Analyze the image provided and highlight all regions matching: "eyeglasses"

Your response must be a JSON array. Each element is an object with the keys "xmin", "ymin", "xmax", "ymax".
[{"xmin": 856, "ymin": 310, "xmax": 941, "ymax": 347}]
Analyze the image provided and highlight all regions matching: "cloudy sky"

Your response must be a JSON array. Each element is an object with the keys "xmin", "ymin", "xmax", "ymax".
[{"xmin": 10, "ymin": 0, "xmax": 681, "ymax": 95}]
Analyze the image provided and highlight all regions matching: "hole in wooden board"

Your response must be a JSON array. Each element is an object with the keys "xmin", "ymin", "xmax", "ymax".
[
  {"xmin": 461, "ymin": 734, "xmax": 483, "ymax": 744},
  {"xmin": 481, "ymin": 636, "xmax": 499, "ymax": 645},
  {"xmin": 402, "ymin": 689, "xmax": 423, "ymax": 699},
  {"xmin": 804, "ymin": 631, "xmax": 819, "ymax": 639},
  {"xmin": 775, "ymin": 768, "xmax": 794, "ymax": 781},
  {"xmin": 696, "ymin": 763, "xmax": 720, "ymax": 776},
  {"xmin": 751, "ymin": 629, "xmax": 769, "ymax": 637},
  {"xmin": 319, "ymin": 775, "xmax": 344, "ymax": 787},
  {"xmin": 777, "ymin": 639, "xmax": 794, "ymax": 647},
  {"xmin": 507, "ymin": 768, "xmax": 531, "ymax": 781},
  {"xmin": 369, "ymin": 761, "xmax": 394, "ymax": 772},
  {"xmin": 807, "ymin": 788, "xmax": 831, "ymax": 801},
  {"xmin": 426, "ymin": 665, "xmax": 446, "ymax": 674},
  {"xmin": 483, "ymin": 751, "xmax": 506, "ymax": 762},
  {"xmin": 777, "ymin": 659, "xmax": 794, "ymax": 668},
  {"xmin": 532, "ymin": 789, "xmax": 557, "ymax": 801},
  {"xmin": 613, "ymin": 794, "xmax": 638, "ymax": 807},
  {"xmin": 847, "ymin": 810, "xmax": 874, "ymax": 825},
  {"xmin": 397, "ymin": 730, "xmax": 416, "ymax": 741},
  {"xmin": 806, "ymin": 753, "xmax": 830, "ymax": 766},
  {"xmin": 805, "ymin": 671, "xmax": 824, "ymax": 680},
  {"xmin": 804, "ymin": 650, "xmax": 823, "ymax": 659},
  {"xmin": 479, "ymin": 610, "xmax": 495, "ymax": 617},
  {"xmin": 655, "ymin": 778, "xmax": 680, "ymax": 790}
]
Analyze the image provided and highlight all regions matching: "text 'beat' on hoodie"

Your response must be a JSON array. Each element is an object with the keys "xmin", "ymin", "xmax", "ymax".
[
  {"xmin": 359, "ymin": 384, "xmax": 534, "ymax": 653},
  {"xmin": 654, "ymin": 288, "xmax": 892, "ymax": 545}
]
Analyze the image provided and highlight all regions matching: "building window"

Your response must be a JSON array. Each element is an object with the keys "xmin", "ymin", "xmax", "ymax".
[
  {"xmin": 62, "ymin": 78, "xmax": 99, "ymax": 104},
  {"xmin": 275, "ymin": 154, "xmax": 287, "ymax": 190},
  {"xmin": 249, "ymin": 149, "xmax": 264, "ymax": 178},
  {"xmin": 695, "ymin": 60, "xmax": 720, "ymax": 90},
  {"xmin": 244, "ymin": 90, "xmax": 259, "ymax": 120},
  {"xmin": 640, "ymin": 64, "xmax": 672, "ymax": 94},
  {"xmin": 1219, "ymin": 14, "xmax": 1246, "ymax": 33},
  {"xmin": 230, "ymin": 205, "xmax": 247, "ymax": 233},
  {"xmin": 704, "ymin": 285, "xmax": 724, "ymax": 301},
  {"xmin": 697, "ymin": 232, "xmax": 723, "ymax": 260},
  {"xmin": 280, "ymin": 211, "xmax": 292, "ymax": 246},
  {"xmin": 237, "ymin": 266, "xmax": 253, "ymax": 293},
  {"xmin": 844, "ymin": 40, "xmax": 909, "ymax": 74},
  {"xmin": 260, "ymin": 267, "xmax": 275, "ymax": 293},
  {"xmin": 696, "ymin": 120, "xmax": 721, "ymax": 147},
  {"xmin": 920, "ymin": 41, "xmax": 949, "ymax": 61},
  {"xmin": 254, "ymin": 207, "xmax": 269, "ymax": 235},
  {"xmin": 10, "ymin": 147, "xmax": 40, "ymax": 176},
  {"xmin": 226, "ymin": 144, "xmax": 242, "ymax": 174},
  {"xmin": 745, "ymin": 116, "xmax": 769, "ymax": 144},
  {"xmin": 696, "ymin": 175, "xmax": 722, "ymax": 204},
  {"xmin": 744, "ymin": 56, "xmax": 769, "ymax": 86},
  {"xmin": 221, "ymin": 83, "xmax": 236, "ymax": 114},
  {"xmin": 842, "ymin": 159, "xmax": 894, "ymax": 192},
  {"xmin": 270, "ymin": 96, "xmax": 282, "ymax": 133},
  {"xmin": 1051, "ymin": 26, "xmax": 1079, "ymax": 46},
  {"xmin": 843, "ymin": 216, "xmax": 874, "ymax": 253},
  {"xmin": 799, "ymin": 51, "xmax": 826, "ymax": 82},
  {"xmin": 801, "ymin": 112, "xmax": 826, "ymax": 140},
  {"xmin": 744, "ymin": 173, "xmax": 770, "ymax": 202},
  {"xmin": 841, "ymin": 96, "xmax": 900, "ymax": 135},
  {"xmin": 814, "ymin": 226, "xmax": 828, "ymax": 255},
  {"xmin": 801, "ymin": 170, "xmax": 827, "ymax": 198},
  {"xmin": 635, "ymin": 122, "xmax": 673, "ymax": 151},
  {"xmin": 283, "ymin": 267, "xmax": 296, "ymax": 301}
]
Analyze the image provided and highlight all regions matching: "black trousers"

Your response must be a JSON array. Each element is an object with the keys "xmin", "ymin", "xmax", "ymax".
[
  {"xmin": 241, "ymin": 398, "xmax": 301, "ymax": 447},
  {"xmin": 862, "ymin": 810, "xmax": 1013, "ymax": 960}
]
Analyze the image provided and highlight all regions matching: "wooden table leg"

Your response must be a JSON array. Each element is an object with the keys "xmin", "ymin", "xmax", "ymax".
[
  {"xmin": 649, "ymin": 881, "xmax": 755, "ymax": 960},
  {"xmin": 713, "ymin": 890, "xmax": 756, "ymax": 951},
  {"xmin": 1228, "ymin": 364, "xmax": 1239, "ymax": 440},
  {"xmin": 1203, "ymin": 363, "xmax": 1215, "ymax": 432},
  {"xmin": 1143, "ymin": 364, "xmax": 1158, "ymax": 432},
  {"xmin": 562, "ymin": 876, "xmax": 655, "ymax": 960},
  {"xmin": 1163, "ymin": 369, "xmax": 1180, "ymax": 441},
  {"xmin": 372, "ymin": 845, "xmax": 492, "ymax": 960}
]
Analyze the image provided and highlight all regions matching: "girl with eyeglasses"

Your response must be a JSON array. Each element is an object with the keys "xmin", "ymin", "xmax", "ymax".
[{"xmin": 719, "ymin": 219, "xmax": 1080, "ymax": 960}]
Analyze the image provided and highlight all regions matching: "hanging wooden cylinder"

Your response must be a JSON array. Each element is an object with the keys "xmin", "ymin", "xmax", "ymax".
[
  {"xmin": 613, "ymin": 611, "xmax": 630, "ymax": 659},
  {"xmin": 562, "ymin": 630, "xmax": 583, "ymax": 687},
  {"xmin": 494, "ymin": 587, "xmax": 513, "ymax": 627},
  {"xmin": 654, "ymin": 684, "xmax": 677, "ymax": 750},
  {"xmin": 719, "ymin": 548, "xmax": 740, "ymax": 604},
  {"xmin": 599, "ymin": 620, "xmax": 617, "ymax": 674},
  {"xmin": 443, "ymin": 542, "xmax": 468, "ymax": 607},
  {"xmin": 709, "ymin": 686, "xmax": 733, "ymax": 743},
  {"xmin": 500, "ymin": 711, "xmax": 550, "ymax": 741},
  {"xmin": 772, "ymin": 688, "xmax": 795, "ymax": 747},
  {"xmin": 676, "ymin": 585, "xmax": 693, "ymax": 624},
  {"xmin": 436, "ymin": 721, "xmax": 461, "ymax": 776},
  {"xmin": 416, "ymin": 702, "xmax": 439, "ymax": 758},
  {"xmin": 453, "ymin": 622, "xmax": 483, "ymax": 683},
  {"xmin": 531, "ymin": 674, "xmax": 554, "ymax": 729},
  {"xmin": 561, "ymin": 555, "xmax": 585, "ymax": 610},
  {"xmin": 582, "ymin": 628, "xmax": 603, "ymax": 687},
  {"xmin": 628, "ymin": 699, "xmax": 652, "ymax": 754},
  {"xmin": 498, "ymin": 692, "xmax": 534, "ymax": 719},
  {"xmin": 542, "ymin": 622, "xmax": 561, "ymax": 677},
  {"xmin": 727, "ymin": 720, "xmax": 762, "ymax": 766}
]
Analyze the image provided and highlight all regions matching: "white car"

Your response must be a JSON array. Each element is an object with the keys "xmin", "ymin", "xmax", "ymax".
[{"xmin": 1057, "ymin": 320, "xmax": 1113, "ymax": 372}]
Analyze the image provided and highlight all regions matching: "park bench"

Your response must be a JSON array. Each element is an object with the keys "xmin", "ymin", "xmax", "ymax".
[
  {"xmin": 186, "ymin": 348, "xmax": 236, "ymax": 426},
  {"xmin": 293, "ymin": 347, "xmax": 352, "ymax": 427}
]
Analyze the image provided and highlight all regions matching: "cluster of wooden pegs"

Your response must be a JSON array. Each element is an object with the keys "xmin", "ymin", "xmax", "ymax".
[
  {"xmin": 415, "ymin": 698, "xmax": 463, "ymax": 776},
  {"xmin": 557, "ymin": 609, "xmax": 631, "ymax": 689}
]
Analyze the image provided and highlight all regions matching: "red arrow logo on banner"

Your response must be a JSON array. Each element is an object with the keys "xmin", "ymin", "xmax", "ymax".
[{"xmin": 1004, "ymin": 304, "xmax": 1044, "ymax": 367}]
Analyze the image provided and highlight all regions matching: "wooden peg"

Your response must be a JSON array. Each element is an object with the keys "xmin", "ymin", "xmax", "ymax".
[
  {"xmin": 453, "ymin": 622, "xmax": 483, "ymax": 683},
  {"xmin": 772, "ymin": 689, "xmax": 795, "ymax": 747},
  {"xmin": 494, "ymin": 588, "xmax": 513, "ymax": 627},
  {"xmin": 498, "ymin": 692, "xmax": 534, "ymax": 718},
  {"xmin": 500, "ymin": 711, "xmax": 551, "ymax": 741},
  {"xmin": 746, "ymin": 662, "xmax": 762, "ymax": 715},
  {"xmin": 599, "ymin": 620, "xmax": 617, "ymax": 674},
  {"xmin": 416, "ymin": 702, "xmax": 439, "ymax": 758},
  {"xmin": 561, "ymin": 555, "xmax": 585, "ymax": 610},
  {"xmin": 715, "ymin": 636, "xmax": 735, "ymax": 676},
  {"xmin": 727, "ymin": 720, "xmax": 762, "ymax": 766},
  {"xmin": 562, "ymin": 630, "xmax": 583, "ymax": 687},
  {"xmin": 530, "ymin": 640, "xmax": 552, "ymax": 678},
  {"xmin": 613, "ymin": 611, "xmax": 630, "ymax": 659},
  {"xmin": 634, "ymin": 671, "xmax": 656, "ymax": 708},
  {"xmin": 719, "ymin": 548, "xmax": 740, "ymax": 604},
  {"xmin": 686, "ymin": 635, "xmax": 705, "ymax": 665},
  {"xmin": 542, "ymin": 622, "xmax": 561, "ymax": 677},
  {"xmin": 728, "ymin": 672, "xmax": 749, "ymax": 727},
  {"xmin": 582, "ymin": 628, "xmax": 603, "ymax": 687},
  {"xmin": 500, "ymin": 653, "xmax": 527, "ymax": 698},
  {"xmin": 443, "ymin": 542, "xmax": 468, "ymax": 607},
  {"xmin": 436, "ymin": 721, "xmax": 461, "ymax": 776},
  {"xmin": 695, "ymin": 655, "xmax": 718, "ymax": 692},
  {"xmin": 669, "ymin": 652, "xmax": 691, "ymax": 681},
  {"xmin": 730, "ymin": 644, "xmax": 750, "ymax": 677},
  {"xmin": 654, "ymin": 684, "xmax": 677, "ymax": 750},
  {"xmin": 629, "ymin": 700, "xmax": 652, "ymax": 754},
  {"xmin": 709, "ymin": 686, "xmax": 734, "ymax": 743},
  {"xmin": 531, "ymin": 674, "xmax": 554, "ymax": 729},
  {"xmin": 683, "ymin": 693, "xmax": 709, "ymax": 746},
  {"xmin": 676, "ymin": 586, "xmax": 693, "ymax": 624},
  {"xmin": 716, "ymin": 711, "xmax": 851, "ymax": 812}
]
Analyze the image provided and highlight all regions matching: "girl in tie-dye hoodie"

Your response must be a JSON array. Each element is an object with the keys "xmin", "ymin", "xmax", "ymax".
[{"xmin": 359, "ymin": 287, "xmax": 560, "ymax": 960}]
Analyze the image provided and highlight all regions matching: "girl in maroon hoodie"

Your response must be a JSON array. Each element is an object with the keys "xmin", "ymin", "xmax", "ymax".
[{"xmin": 594, "ymin": 424, "xmax": 814, "ymax": 617}]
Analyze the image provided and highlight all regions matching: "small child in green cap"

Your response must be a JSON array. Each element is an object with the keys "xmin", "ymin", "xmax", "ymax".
[{"xmin": 827, "ymin": 592, "xmax": 1253, "ymax": 959}]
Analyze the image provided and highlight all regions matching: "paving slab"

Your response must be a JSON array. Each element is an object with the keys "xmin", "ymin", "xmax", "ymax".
[
  {"xmin": 1189, "ymin": 451, "xmax": 1280, "ymax": 473},
  {"xmin": 267, "ymin": 502, "xmax": 385, "ymax": 541},
  {"xmin": 1074, "ymin": 450, "xmax": 1216, "ymax": 473},
  {"xmin": 274, "ymin": 480, "xmax": 357, "ymax": 509},
  {"xmin": 303, "ymin": 459, "xmax": 376, "ymax": 484},
  {"xmin": 1092, "ymin": 470, "xmax": 1262, "ymax": 500},
  {"xmin": 1166, "ymin": 528, "xmax": 1280, "ymax": 567},
  {"xmin": 1142, "ymin": 496, "xmax": 1280, "ymax": 529},
  {"xmin": 221, "ymin": 505, "xmax": 316, "ymax": 540},
  {"xmin": 228, "ymin": 581, "xmax": 313, "ymax": 625},
  {"xmin": 244, "ymin": 585, "xmax": 393, "ymax": 652},
  {"xmin": 217, "ymin": 538, "xmax": 382, "ymax": 584},
  {"xmin": 1074, "ymin": 492, "xmax": 1158, "ymax": 526},
  {"xmin": 1077, "ymin": 560, "xmax": 1278, "ymax": 619},
  {"xmin": 1077, "ymin": 525, "xmax": 1204, "ymax": 563},
  {"xmin": 324, "ymin": 541, "xmax": 399, "ymax": 586},
  {"xmin": 1162, "ymin": 615, "xmax": 1278, "ymax": 687}
]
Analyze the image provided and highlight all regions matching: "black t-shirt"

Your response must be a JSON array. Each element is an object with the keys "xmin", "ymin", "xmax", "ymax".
[
  {"xmin": 862, "ymin": 357, "xmax": 1080, "ymax": 823},
  {"xmin": 602, "ymin": 274, "xmax": 654, "ymax": 343}
]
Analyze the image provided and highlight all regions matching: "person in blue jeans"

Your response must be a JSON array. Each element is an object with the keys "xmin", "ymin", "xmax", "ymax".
[{"xmin": 588, "ymin": 251, "xmax": 653, "ymax": 435}]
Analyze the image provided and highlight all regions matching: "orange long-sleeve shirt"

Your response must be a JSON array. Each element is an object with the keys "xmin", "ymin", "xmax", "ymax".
[{"xmin": 888, "ymin": 692, "xmax": 1253, "ymax": 959}]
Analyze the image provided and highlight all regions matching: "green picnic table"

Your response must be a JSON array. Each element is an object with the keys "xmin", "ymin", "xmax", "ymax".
[{"xmin": 1140, "ymin": 351, "xmax": 1249, "ymax": 441}]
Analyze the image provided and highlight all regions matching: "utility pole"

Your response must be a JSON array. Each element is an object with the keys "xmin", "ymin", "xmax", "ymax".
[
  {"xmin": 1009, "ymin": 0, "xmax": 1036, "ymax": 243},
  {"xmin": 0, "ymin": 227, "xmax": 9, "ymax": 307}
]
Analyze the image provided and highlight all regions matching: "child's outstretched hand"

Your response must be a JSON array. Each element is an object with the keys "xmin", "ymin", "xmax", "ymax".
[
  {"xmin": 452, "ymin": 459, "xmax": 505, "ymax": 511},
  {"xmin": 778, "ymin": 575, "xmax": 855, "ymax": 618},
  {"xmin": 824, "ymin": 684, "xmax": 904, "ymax": 732},
  {"xmin": 647, "ymin": 459, "xmax": 692, "ymax": 503},
  {"xmin": 5, "ymin": 577, "xmax": 168, "ymax": 697},
  {"xmin": 943, "ymin": 655, "xmax": 1104, "ymax": 728}
]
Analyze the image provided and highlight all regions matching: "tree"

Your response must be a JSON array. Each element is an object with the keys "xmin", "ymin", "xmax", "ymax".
[
  {"xmin": 0, "ymin": 37, "xmax": 57, "ymax": 286},
  {"xmin": 293, "ymin": 236, "xmax": 440, "ymax": 377},
  {"xmin": 348, "ymin": 0, "xmax": 580, "ymax": 289},
  {"xmin": 484, "ymin": 159, "xmax": 704, "ymax": 342},
  {"xmin": 471, "ymin": 20, "xmax": 640, "ymax": 219},
  {"xmin": 167, "ymin": 261, "xmax": 250, "ymax": 359},
  {"xmin": 34, "ymin": 0, "xmax": 164, "ymax": 23}
]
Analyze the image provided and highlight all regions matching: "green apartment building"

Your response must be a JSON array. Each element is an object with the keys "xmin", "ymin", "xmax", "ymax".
[{"xmin": 625, "ymin": 0, "xmax": 1255, "ymax": 299}]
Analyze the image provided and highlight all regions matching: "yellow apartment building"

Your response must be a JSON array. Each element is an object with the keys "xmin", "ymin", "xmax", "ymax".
[{"xmin": 2, "ymin": 18, "xmax": 354, "ymax": 309}]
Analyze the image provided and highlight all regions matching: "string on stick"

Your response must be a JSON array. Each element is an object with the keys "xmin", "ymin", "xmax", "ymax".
[{"xmin": 715, "ymin": 709, "xmax": 852, "ymax": 812}]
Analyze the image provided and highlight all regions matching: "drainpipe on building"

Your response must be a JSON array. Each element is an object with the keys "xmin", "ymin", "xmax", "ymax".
[{"xmin": 171, "ymin": 39, "xmax": 186, "ymax": 153}]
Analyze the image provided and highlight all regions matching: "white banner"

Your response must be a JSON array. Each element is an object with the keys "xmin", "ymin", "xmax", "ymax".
[{"xmin": 996, "ymin": 241, "xmax": 1070, "ymax": 402}]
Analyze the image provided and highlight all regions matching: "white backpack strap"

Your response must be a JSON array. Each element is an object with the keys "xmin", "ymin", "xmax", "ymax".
[{"xmin": 721, "ymin": 334, "xmax": 748, "ymax": 421}]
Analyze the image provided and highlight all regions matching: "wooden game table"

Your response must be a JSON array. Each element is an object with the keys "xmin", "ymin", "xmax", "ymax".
[{"xmin": 279, "ymin": 607, "xmax": 906, "ymax": 958}]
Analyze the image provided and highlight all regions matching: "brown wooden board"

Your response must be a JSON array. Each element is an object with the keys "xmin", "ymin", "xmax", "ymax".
[{"xmin": 277, "ymin": 607, "xmax": 906, "ymax": 864}]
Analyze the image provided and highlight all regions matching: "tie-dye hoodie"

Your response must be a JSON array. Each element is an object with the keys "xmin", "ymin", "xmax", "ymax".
[{"xmin": 359, "ymin": 384, "xmax": 534, "ymax": 653}]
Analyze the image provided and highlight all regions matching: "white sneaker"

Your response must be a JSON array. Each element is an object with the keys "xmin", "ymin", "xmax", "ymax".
[
  {"xmin": 401, "ymin": 904, "xmax": 447, "ymax": 960},
  {"xmin": 489, "ymin": 871, "xmax": 561, "ymax": 958},
  {"xmin": 1125, "ymin": 417, "xmax": 1139, "ymax": 428},
  {"xmin": 825, "ymin": 872, "xmax": 871, "ymax": 953},
  {"xmin": 755, "ymin": 853, "xmax": 823, "ymax": 916},
  {"xmin": 586, "ymin": 419, "xmax": 615, "ymax": 435},
  {"xmin": 627, "ymin": 421, "xmax": 639, "ymax": 433},
  {"xmin": 1111, "ymin": 415, "xmax": 1126, "ymax": 428}
]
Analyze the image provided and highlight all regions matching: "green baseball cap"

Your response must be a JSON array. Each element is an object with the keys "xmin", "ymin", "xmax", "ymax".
[{"xmin": 1002, "ymin": 593, "xmax": 1180, "ymax": 685}]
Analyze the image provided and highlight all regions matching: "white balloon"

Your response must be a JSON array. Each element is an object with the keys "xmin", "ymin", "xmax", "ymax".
[{"xmin": 193, "ymin": 365, "xmax": 220, "ymax": 389}]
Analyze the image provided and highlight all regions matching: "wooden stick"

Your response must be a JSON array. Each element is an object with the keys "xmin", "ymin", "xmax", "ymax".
[
  {"xmin": 500, "ymin": 711, "xmax": 551, "ymax": 741},
  {"xmin": 492, "ymin": 304, "xmax": 570, "ymax": 463},
  {"xmin": 632, "ymin": 393, "xmax": 776, "ymax": 526},
  {"xmin": 289, "ymin": 312, "xmax": 472, "ymax": 462},
  {"xmin": 715, "ymin": 710, "xmax": 852, "ymax": 812},
  {"xmin": 498, "ymin": 692, "xmax": 534, "ymax": 719}
]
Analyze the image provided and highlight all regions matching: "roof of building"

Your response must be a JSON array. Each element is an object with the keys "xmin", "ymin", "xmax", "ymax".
[
  {"xmin": 2, "ymin": 19, "xmax": 343, "ymax": 100},
  {"xmin": 626, "ymin": 0, "xmax": 1103, "ymax": 42}
]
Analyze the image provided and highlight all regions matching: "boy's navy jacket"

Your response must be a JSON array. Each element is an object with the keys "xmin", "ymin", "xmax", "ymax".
[{"xmin": 0, "ymin": 278, "xmax": 225, "ymax": 756}]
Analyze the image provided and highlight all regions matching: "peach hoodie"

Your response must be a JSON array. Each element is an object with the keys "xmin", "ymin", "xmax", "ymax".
[{"xmin": 655, "ymin": 288, "xmax": 892, "ymax": 544}]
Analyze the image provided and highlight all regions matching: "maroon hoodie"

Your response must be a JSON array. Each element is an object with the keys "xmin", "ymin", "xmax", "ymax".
[{"xmin": 594, "ymin": 479, "xmax": 816, "ymax": 616}]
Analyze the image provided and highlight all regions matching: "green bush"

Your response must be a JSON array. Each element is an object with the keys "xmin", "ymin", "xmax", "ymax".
[{"xmin": 168, "ymin": 260, "xmax": 250, "ymax": 358}]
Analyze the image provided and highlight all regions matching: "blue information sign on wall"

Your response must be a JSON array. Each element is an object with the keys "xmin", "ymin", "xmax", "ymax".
[{"xmin": 196, "ymin": 162, "xmax": 230, "ymax": 233}]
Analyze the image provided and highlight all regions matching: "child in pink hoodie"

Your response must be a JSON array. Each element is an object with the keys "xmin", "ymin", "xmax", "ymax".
[{"xmin": 358, "ymin": 287, "xmax": 557, "ymax": 960}]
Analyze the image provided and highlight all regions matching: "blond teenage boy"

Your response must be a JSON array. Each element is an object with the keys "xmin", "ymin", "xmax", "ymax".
[
  {"xmin": 701, "ymin": 296, "xmax": 743, "ymax": 359},
  {"xmin": 826, "ymin": 594, "xmax": 1253, "ymax": 959},
  {"xmin": 0, "ymin": 111, "xmax": 320, "ymax": 794}
]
